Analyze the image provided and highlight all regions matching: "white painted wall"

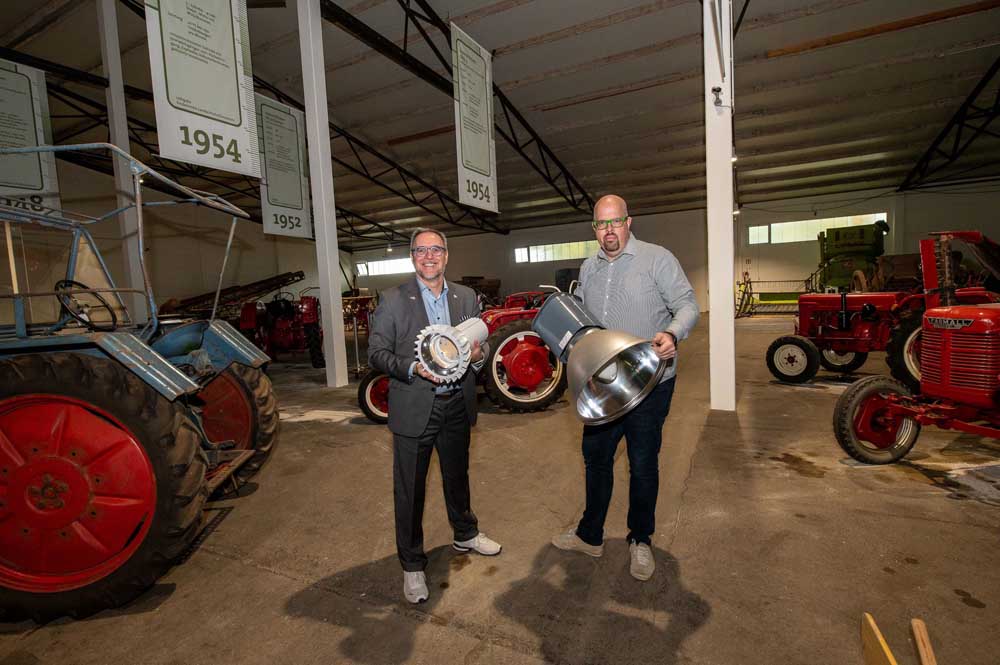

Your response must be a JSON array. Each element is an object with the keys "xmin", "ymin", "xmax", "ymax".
[
  {"xmin": 735, "ymin": 184, "xmax": 1000, "ymax": 285},
  {"xmin": 348, "ymin": 209, "xmax": 710, "ymax": 311}
]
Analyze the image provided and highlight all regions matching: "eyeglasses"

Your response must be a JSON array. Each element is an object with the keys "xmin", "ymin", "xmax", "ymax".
[
  {"xmin": 411, "ymin": 245, "xmax": 446, "ymax": 258},
  {"xmin": 592, "ymin": 217, "xmax": 628, "ymax": 230}
]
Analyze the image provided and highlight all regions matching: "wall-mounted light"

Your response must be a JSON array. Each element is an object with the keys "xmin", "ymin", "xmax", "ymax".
[
  {"xmin": 731, "ymin": 155, "xmax": 738, "ymax": 163},
  {"xmin": 732, "ymin": 208, "xmax": 741, "ymax": 216}
]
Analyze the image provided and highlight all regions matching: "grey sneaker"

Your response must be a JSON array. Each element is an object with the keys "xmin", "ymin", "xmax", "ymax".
[
  {"xmin": 629, "ymin": 542, "xmax": 655, "ymax": 581},
  {"xmin": 403, "ymin": 571, "xmax": 428, "ymax": 603},
  {"xmin": 551, "ymin": 529, "xmax": 603, "ymax": 558},
  {"xmin": 453, "ymin": 533, "xmax": 502, "ymax": 556}
]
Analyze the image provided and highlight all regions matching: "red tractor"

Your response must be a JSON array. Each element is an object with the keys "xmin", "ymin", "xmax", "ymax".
[
  {"xmin": 766, "ymin": 231, "xmax": 1000, "ymax": 386},
  {"xmin": 358, "ymin": 291, "xmax": 567, "ymax": 422},
  {"xmin": 240, "ymin": 289, "xmax": 324, "ymax": 368},
  {"xmin": 833, "ymin": 232, "xmax": 1000, "ymax": 464}
]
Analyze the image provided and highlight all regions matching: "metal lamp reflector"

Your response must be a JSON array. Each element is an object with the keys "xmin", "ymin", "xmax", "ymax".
[{"xmin": 415, "ymin": 317, "xmax": 489, "ymax": 383}]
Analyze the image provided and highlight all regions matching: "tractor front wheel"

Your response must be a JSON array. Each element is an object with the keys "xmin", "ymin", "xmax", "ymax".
[
  {"xmin": 0, "ymin": 353, "xmax": 207, "ymax": 621},
  {"xmin": 765, "ymin": 335, "xmax": 820, "ymax": 383},
  {"xmin": 484, "ymin": 319, "xmax": 567, "ymax": 412},
  {"xmin": 833, "ymin": 376, "xmax": 920, "ymax": 464},
  {"xmin": 819, "ymin": 349, "xmax": 868, "ymax": 374},
  {"xmin": 358, "ymin": 369, "xmax": 389, "ymax": 424}
]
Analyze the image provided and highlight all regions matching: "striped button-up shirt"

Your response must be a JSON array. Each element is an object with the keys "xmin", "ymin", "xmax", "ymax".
[{"xmin": 577, "ymin": 233, "xmax": 699, "ymax": 381}]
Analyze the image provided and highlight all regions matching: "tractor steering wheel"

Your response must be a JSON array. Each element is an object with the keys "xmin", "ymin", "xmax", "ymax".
[{"xmin": 54, "ymin": 279, "xmax": 118, "ymax": 332}]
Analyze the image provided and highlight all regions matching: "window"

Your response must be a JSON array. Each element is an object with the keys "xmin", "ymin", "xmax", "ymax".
[
  {"xmin": 355, "ymin": 263, "xmax": 369, "ymax": 277},
  {"xmin": 769, "ymin": 214, "xmax": 887, "ymax": 244},
  {"xmin": 357, "ymin": 258, "xmax": 414, "ymax": 276},
  {"xmin": 748, "ymin": 225, "xmax": 768, "ymax": 245},
  {"xmin": 514, "ymin": 240, "xmax": 599, "ymax": 264}
]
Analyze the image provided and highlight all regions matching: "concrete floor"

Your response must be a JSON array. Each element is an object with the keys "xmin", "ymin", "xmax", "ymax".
[{"xmin": 2, "ymin": 318, "xmax": 999, "ymax": 665}]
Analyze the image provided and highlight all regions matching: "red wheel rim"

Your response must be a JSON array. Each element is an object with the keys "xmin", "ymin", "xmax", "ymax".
[
  {"xmin": 853, "ymin": 392, "xmax": 902, "ymax": 449},
  {"xmin": 500, "ymin": 335, "xmax": 552, "ymax": 390},
  {"xmin": 367, "ymin": 376, "xmax": 389, "ymax": 416},
  {"xmin": 0, "ymin": 395, "xmax": 156, "ymax": 593},
  {"xmin": 199, "ymin": 371, "xmax": 254, "ymax": 451}
]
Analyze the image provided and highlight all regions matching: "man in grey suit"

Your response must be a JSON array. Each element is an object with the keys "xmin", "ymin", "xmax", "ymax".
[{"xmin": 369, "ymin": 227, "xmax": 502, "ymax": 604}]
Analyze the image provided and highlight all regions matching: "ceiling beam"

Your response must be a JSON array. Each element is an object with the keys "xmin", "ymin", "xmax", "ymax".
[
  {"xmin": 899, "ymin": 55, "xmax": 1000, "ymax": 190},
  {"xmin": 766, "ymin": 0, "xmax": 1000, "ymax": 58}
]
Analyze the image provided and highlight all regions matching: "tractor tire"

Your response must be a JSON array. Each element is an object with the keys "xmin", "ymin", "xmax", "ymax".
[
  {"xmin": 833, "ymin": 375, "xmax": 920, "ymax": 464},
  {"xmin": 484, "ymin": 319, "xmax": 567, "ymax": 412},
  {"xmin": 305, "ymin": 323, "xmax": 325, "ymax": 369},
  {"xmin": 765, "ymin": 335, "xmax": 821, "ymax": 383},
  {"xmin": 358, "ymin": 369, "xmax": 389, "ymax": 424},
  {"xmin": 0, "ymin": 352, "xmax": 207, "ymax": 622},
  {"xmin": 886, "ymin": 312, "xmax": 923, "ymax": 391},
  {"xmin": 819, "ymin": 349, "xmax": 868, "ymax": 374}
]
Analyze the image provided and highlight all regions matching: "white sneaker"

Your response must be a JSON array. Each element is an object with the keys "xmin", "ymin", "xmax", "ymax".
[
  {"xmin": 453, "ymin": 533, "xmax": 502, "ymax": 556},
  {"xmin": 403, "ymin": 571, "xmax": 428, "ymax": 603},
  {"xmin": 551, "ymin": 529, "xmax": 604, "ymax": 558},
  {"xmin": 629, "ymin": 542, "xmax": 655, "ymax": 581}
]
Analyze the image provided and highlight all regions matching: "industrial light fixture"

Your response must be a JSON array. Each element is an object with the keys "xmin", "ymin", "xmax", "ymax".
[
  {"xmin": 532, "ymin": 293, "xmax": 665, "ymax": 425},
  {"xmin": 386, "ymin": 243, "xmax": 393, "ymax": 253},
  {"xmin": 733, "ymin": 208, "xmax": 741, "ymax": 216},
  {"xmin": 731, "ymin": 155, "xmax": 738, "ymax": 163}
]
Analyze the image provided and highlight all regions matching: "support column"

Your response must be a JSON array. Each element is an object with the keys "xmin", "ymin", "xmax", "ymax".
[
  {"xmin": 890, "ymin": 193, "xmax": 906, "ymax": 254},
  {"xmin": 703, "ymin": 0, "xmax": 736, "ymax": 411},
  {"xmin": 97, "ymin": 0, "xmax": 146, "ymax": 321},
  {"xmin": 297, "ymin": 0, "xmax": 348, "ymax": 387}
]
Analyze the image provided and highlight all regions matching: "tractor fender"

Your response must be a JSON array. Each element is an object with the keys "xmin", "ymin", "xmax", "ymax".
[{"xmin": 152, "ymin": 320, "xmax": 270, "ymax": 375}]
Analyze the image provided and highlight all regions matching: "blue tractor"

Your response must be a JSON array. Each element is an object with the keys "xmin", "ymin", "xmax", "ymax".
[{"xmin": 0, "ymin": 144, "xmax": 278, "ymax": 621}]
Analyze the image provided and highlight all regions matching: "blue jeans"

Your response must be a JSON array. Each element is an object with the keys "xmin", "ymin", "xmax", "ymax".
[{"xmin": 576, "ymin": 377, "xmax": 676, "ymax": 547}]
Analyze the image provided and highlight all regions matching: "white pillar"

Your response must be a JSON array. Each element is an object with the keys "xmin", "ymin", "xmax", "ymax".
[
  {"xmin": 703, "ymin": 0, "xmax": 736, "ymax": 411},
  {"xmin": 97, "ymin": 0, "xmax": 146, "ymax": 321},
  {"xmin": 297, "ymin": 0, "xmax": 348, "ymax": 387},
  {"xmin": 890, "ymin": 193, "xmax": 906, "ymax": 254}
]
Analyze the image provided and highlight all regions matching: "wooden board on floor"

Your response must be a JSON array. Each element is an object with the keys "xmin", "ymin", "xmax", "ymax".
[
  {"xmin": 861, "ymin": 613, "xmax": 899, "ymax": 665},
  {"xmin": 911, "ymin": 618, "xmax": 938, "ymax": 665}
]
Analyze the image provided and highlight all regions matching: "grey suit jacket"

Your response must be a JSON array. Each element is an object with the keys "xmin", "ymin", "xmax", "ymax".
[{"xmin": 368, "ymin": 277, "xmax": 487, "ymax": 437}]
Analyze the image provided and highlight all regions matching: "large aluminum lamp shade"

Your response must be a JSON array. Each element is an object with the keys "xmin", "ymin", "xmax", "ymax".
[{"xmin": 568, "ymin": 329, "xmax": 665, "ymax": 425}]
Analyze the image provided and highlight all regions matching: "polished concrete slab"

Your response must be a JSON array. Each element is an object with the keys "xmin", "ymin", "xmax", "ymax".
[{"xmin": 2, "ymin": 317, "xmax": 998, "ymax": 665}]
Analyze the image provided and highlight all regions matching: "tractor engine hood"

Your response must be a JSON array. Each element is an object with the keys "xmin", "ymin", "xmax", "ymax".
[{"xmin": 945, "ymin": 231, "xmax": 1000, "ymax": 281}]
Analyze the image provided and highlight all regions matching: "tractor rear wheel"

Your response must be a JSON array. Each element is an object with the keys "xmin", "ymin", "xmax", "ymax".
[
  {"xmin": 199, "ymin": 365, "xmax": 279, "ymax": 481},
  {"xmin": 765, "ymin": 335, "xmax": 820, "ymax": 383},
  {"xmin": 819, "ymin": 349, "xmax": 868, "ymax": 373},
  {"xmin": 484, "ymin": 319, "xmax": 567, "ymax": 412},
  {"xmin": 0, "ymin": 352, "xmax": 207, "ymax": 621},
  {"xmin": 886, "ymin": 312, "xmax": 922, "ymax": 391},
  {"xmin": 358, "ymin": 369, "xmax": 389, "ymax": 424},
  {"xmin": 305, "ymin": 323, "xmax": 325, "ymax": 368},
  {"xmin": 833, "ymin": 376, "xmax": 920, "ymax": 464}
]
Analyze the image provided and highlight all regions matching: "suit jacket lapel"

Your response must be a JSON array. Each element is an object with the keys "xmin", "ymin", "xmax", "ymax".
[
  {"xmin": 404, "ymin": 277, "xmax": 430, "ymax": 331},
  {"xmin": 446, "ymin": 280, "xmax": 463, "ymax": 324}
]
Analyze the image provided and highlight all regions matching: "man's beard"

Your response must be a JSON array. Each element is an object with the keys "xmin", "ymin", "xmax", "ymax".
[{"xmin": 601, "ymin": 234, "xmax": 619, "ymax": 251}]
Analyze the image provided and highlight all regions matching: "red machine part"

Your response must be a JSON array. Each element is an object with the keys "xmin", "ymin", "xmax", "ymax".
[
  {"xmin": 794, "ymin": 292, "xmax": 910, "ymax": 353},
  {"xmin": 0, "ymin": 396, "xmax": 156, "ymax": 593},
  {"xmin": 199, "ymin": 371, "xmax": 254, "ymax": 453},
  {"xmin": 498, "ymin": 335, "xmax": 553, "ymax": 390}
]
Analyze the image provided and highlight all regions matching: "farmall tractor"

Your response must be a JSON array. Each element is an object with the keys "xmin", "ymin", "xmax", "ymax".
[
  {"xmin": 0, "ymin": 145, "xmax": 277, "ymax": 621},
  {"xmin": 240, "ymin": 287, "xmax": 324, "ymax": 368},
  {"xmin": 833, "ymin": 232, "xmax": 1000, "ymax": 464},
  {"xmin": 358, "ymin": 291, "xmax": 566, "ymax": 422},
  {"xmin": 766, "ymin": 231, "xmax": 1000, "ymax": 386}
]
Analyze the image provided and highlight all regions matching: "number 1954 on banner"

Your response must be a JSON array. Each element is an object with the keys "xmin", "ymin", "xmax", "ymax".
[{"xmin": 145, "ymin": 0, "xmax": 260, "ymax": 178}]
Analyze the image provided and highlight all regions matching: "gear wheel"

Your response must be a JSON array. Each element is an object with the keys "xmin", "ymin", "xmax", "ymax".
[
  {"xmin": 414, "ymin": 317, "xmax": 488, "ymax": 383},
  {"xmin": 415, "ymin": 324, "xmax": 473, "ymax": 383}
]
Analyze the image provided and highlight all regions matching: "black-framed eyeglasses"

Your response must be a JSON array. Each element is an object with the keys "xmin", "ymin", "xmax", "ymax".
[
  {"xmin": 411, "ymin": 245, "xmax": 446, "ymax": 258},
  {"xmin": 592, "ymin": 217, "xmax": 628, "ymax": 230}
]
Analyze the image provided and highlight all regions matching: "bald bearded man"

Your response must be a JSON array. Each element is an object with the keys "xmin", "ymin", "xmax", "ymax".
[{"xmin": 552, "ymin": 194, "xmax": 699, "ymax": 581}]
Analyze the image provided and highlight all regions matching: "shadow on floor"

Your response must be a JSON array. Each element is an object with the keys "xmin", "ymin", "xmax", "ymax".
[
  {"xmin": 284, "ymin": 541, "xmax": 709, "ymax": 665},
  {"xmin": 494, "ymin": 540, "xmax": 711, "ymax": 665}
]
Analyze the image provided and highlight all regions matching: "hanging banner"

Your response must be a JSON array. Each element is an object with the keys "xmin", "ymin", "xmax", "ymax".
[
  {"xmin": 145, "ymin": 0, "xmax": 260, "ymax": 177},
  {"xmin": 255, "ymin": 94, "xmax": 312, "ymax": 239},
  {"xmin": 0, "ymin": 59, "xmax": 60, "ymax": 213},
  {"xmin": 451, "ymin": 23, "xmax": 498, "ymax": 213}
]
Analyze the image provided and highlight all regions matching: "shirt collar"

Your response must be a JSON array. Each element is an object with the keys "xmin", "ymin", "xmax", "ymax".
[
  {"xmin": 417, "ymin": 278, "xmax": 448, "ymax": 299},
  {"xmin": 597, "ymin": 232, "xmax": 638, "ymax": 261}
]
